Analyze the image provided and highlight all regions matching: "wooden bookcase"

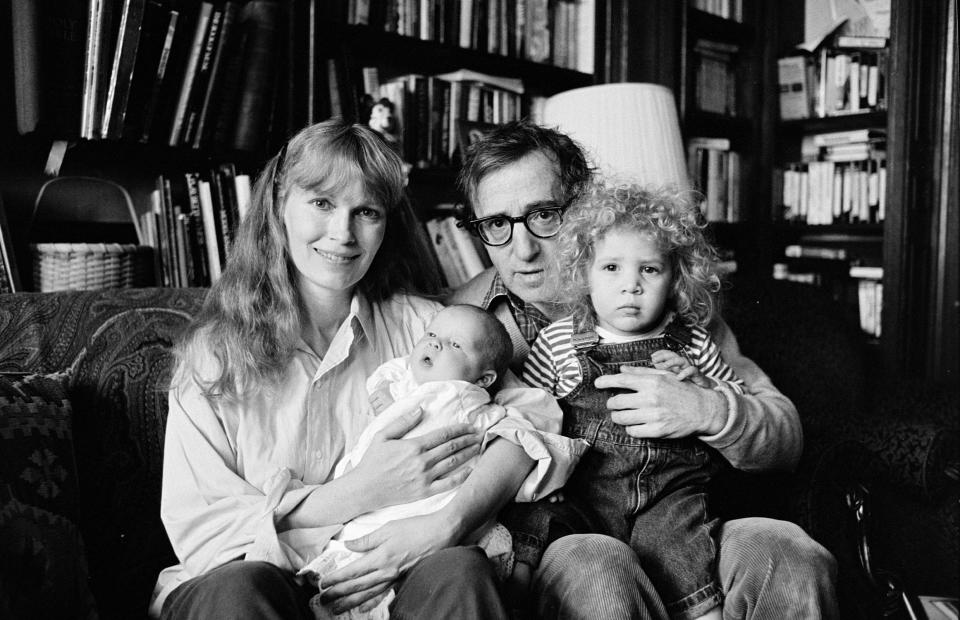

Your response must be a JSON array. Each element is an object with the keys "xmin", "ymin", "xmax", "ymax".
[
  {"xmin": 623, "ymin": 0, "xmax": 956, "ymax": 382},
  {"xmin": 679, "ymin": 0, "xmax": 772, "ymax": 279},
  {"xmin": 0, "ymin": 0, "xmax": 600, "ymax": 291}
]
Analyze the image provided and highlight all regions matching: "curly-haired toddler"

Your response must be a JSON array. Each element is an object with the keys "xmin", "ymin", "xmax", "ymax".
[{"xmin": 521, "ymin": 182, "xmax": 744, "ymax": 620}]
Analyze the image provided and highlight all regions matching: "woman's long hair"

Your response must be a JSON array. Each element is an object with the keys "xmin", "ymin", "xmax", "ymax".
[{"xmin": 174, "ymin": 119, "xmax": 440, "ymax": 401}]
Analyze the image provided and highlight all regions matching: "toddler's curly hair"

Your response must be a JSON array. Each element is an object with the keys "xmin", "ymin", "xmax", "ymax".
[{"xmin": 557, "ymin": 182, "xmax": 722, "ymax": 330}]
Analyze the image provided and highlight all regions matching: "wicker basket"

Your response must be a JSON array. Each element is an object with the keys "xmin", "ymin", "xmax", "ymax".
[
  {"xmin": 31, "ymin": 243, "xmax": 153, "ymax": 291},
  {"xmin": 30, "ymin": 176, "xmax": 153, "ymax": 292}
]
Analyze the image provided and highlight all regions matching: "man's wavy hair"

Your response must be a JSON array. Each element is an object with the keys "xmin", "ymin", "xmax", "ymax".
[
  {"xmin": 558, "ymin": 182, "xmax": 722, "ymax": 331},
  {"xmin": 174, "ymin": 119, "xmax": 440, "ymax": 402},
  {"xmin": 457, "ymin": 119, "xmax": 592, "ymax": 217}
]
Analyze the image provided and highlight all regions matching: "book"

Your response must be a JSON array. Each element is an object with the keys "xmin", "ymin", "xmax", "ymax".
[
  {"xmin": 525, "ymin": 0, "xmax": 550, "ymax": 62},
  {"xmin": 134, "ymin": 4, "xmax": 180, "ymax": 143},
  {"xmin": 80, "ymin": 0, "xmax": 112, "ymax": 138},
  {"xmin": 784, "ymin": 244, "xmax": 848, "ymax": 260},
  {"xmin": 10, "ymin": 0, "xmax": 41, "ymax": 134},
  {"xmin": 102, "ymin": 0, "xmax": 148, "ymax": 139},
  {"xmin": 146, "ymin": 0, "xmax": 202, "ymax": 143},
  {"xmin": 234, "ymin": 174, "xmax": 252, "ymax": 223},
  {"xmin": 182, "ymin": 172, "xmax": 210, "ymax": 286},
  {"xmin": 425, "ymin": 217, "xmax": 467, "ymax": 288},
  {"xmin": 230, "ymin": 0, "xmax": 281, "ymax": 152},
  {"xmin": 192, "ymin": 1, "xmax": 242, "ymax": 148},
  {"xmin": 140, "ymin": 9, "xmax": 188, "ymax": 142},
  {"xmin": 40, "ymin": 0, "xmax": 87, "ymax": 137},
  {"xmin": 811, "ymin": 128, "xmax": 885, "ymax": 147},
  {"xmin": 168, "ymin": 2, "xmax": 214, "ymax": 146},
  {"xmin": 197, "ymin": 180, "xmax": 222, "ymax": 283},
  {"xmin": 441, "ymin": 212, "xmax": 486, "ymax": 279},
  {"xmin": 778, "ymin": 55, "xmax": 813, "ymax": 120},
  {"xmin": 849, "ymin": 265, "xmax": 883, "ymax": 279},
  {"xmin": 181, "ymin": 4, "xmax": 225, "ymax": 146},
  {"xmin": 835, "ymin": 34, "xmax": 888, "ymax": 49}
]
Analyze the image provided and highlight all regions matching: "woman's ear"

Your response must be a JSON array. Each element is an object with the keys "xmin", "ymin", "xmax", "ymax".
[{"xmin": 476, "ymin": 370, "xmax": 498, "ymax": 389}]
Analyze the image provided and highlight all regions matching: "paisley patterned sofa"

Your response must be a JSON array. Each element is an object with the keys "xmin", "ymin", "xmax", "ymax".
[{"xmin": 0, "ymin": 284, "xmax": 955, "ymax": 619}]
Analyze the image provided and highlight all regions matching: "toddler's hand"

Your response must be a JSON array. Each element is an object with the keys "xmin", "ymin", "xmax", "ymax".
[
  {"xmin": 368, "ymin": 383, "xmax": 394, "ymax": 415},
  {"xmin": 651, "ymin": 350, "xmax": 712, "ymax": 389}
]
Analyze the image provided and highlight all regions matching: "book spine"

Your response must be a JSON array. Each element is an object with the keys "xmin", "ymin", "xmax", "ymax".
[
  {"xmin": 168, "ymin": 2, "xmax": 213, "ymax": 146},
  {"xmin": 81, "ymin": 0, "xmax": 106, "ymax": 139},
  {"xmin": 140, "ymin": 8, "xmax": 180, "ymax": 143},
  {"xmin": 11, "ymin": 0, "xmax": 41, "ymax": 134},
  {"xmin": 198, "ymin": 179, "xmax": 223, "ymax": 283},
  {"xmin": 40, "ymin": 0, "xmax": 87, "ymax": 138},
  {"xmin": 193, "ymin": 2, "xmax": 241, "ymax": 148},
  {"xmin": 183, "ymin": 5, "xmax": 224, "ymax": 146},
  {"xmin": 183, "ymin": 172, "xmax": 210, "ymax": 286},
  {"xmin": 230, "ymin": 0, "xmax": 281, "ymax": 152},
  {"xmin": 103, "ymin": 0, "xmax": 148, "ymax": 139}
]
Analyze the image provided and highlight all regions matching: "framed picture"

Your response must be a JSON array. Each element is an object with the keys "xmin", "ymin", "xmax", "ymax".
[{"xmin": 0, "ymin": 193, "xmax": 21, "ymax": 293}]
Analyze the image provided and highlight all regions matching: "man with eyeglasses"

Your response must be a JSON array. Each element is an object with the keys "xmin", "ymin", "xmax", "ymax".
[{"xmin": 449, "ymin": 120, "xmax": 839, "ymax": 620}]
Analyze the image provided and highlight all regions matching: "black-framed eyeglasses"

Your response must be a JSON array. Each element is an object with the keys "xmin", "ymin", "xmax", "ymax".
[{"xmin": 457, "ymin": 206, "xmax": 567, "ymax": 247}]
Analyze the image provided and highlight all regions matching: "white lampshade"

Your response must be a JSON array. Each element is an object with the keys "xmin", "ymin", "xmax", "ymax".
[{"xmin": 541, "ymin": 83, "xmax": 690, "ymax": 191}]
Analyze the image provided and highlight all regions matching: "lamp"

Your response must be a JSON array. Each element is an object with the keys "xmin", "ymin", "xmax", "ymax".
[{"xmin": 541, "ymin": 83, "xmax": 690, "ymax": 191}]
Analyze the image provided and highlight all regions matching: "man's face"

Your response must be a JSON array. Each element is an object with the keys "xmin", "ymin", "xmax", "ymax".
[{"xmin": 473, "ymin": 152, "xmax": 564, "ymax": 314}]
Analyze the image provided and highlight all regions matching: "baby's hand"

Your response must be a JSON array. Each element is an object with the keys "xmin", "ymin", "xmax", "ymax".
[
  {"xmin": 368, "ymin": 382, "xmax": 394, "ymax": 415},
  {"xmin": 651, "ymin": 350, "xmax": 712, "ymax": 389}
]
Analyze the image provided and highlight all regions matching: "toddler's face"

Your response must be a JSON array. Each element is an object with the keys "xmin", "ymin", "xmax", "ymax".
[
  {"xmin": 410, "ymin": 307, "xmax": 490, "ymax": 385},
  {"xmin": 589, "ymin": 228, "xmax": 673, "ymax": 337}
]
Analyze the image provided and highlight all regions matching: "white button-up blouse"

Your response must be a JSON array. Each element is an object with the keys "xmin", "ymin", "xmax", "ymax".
[{"xmin": 150, "ymin": 292, "xmax": 579, "ymax": 616}]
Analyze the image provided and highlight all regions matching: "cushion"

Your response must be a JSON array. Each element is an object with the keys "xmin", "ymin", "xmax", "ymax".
[
  {"xmin": 0, "ymin": 373, "xmax": 97, "ymax": 620},
  {"xmin": 69, "ymin": 307, "xmax": 193, "ymax": 619}
]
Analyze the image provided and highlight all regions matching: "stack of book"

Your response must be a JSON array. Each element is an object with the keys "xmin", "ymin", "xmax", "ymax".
[
  {"xmin": 778, "ymin": 128, "xmax": 887, "ymax": 224},
  {"xmin": 374, "ymin": 69, "xmax": 524, "ymax": 169},
  {"xmin": 686, "ymin": 137, "xmax": 742, "ymax": 222},
  {"xmin": 346, "ymin": 0, "xmax": 595, "ymax": 73},
  {"xmin": 11, "ymin": 0, "xmax": 282, "ymax": 153},
  {"xmin": 423, "ymin": 207, "xmax": 491, "ymax": 289},
  {"xmin": 140, "ymin": 165, "xmax": 251, "ymax": 288},
  {"xmin": 777, "ymin": 34, "xmax": 888, "ymax": 120}
]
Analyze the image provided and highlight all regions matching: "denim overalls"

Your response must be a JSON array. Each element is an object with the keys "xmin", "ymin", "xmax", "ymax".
[{"xmin": 561, "ymin": 318, "xmax": 723, "ymax": 620}]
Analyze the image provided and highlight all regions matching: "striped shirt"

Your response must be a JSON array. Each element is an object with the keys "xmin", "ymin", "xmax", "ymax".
[{"xmin": 522, "ymin": 315, "xmax": 745, "ymax": 398}]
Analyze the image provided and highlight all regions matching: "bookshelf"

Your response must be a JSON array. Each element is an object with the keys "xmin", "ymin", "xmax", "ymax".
[
  {"xmin": 764, "ymin": 0, "xmax": 958, "ymax": 382},
  {"xmin": 678, "ymin": 0, "xmax": 771, "ymax": 278},
  {"xmin": 769, "ymin": 2, "xmax": 891, "ymax": 349},
  {"xmin": 1, "ymin": 0, "xmax": 600, "ymax": 292}
]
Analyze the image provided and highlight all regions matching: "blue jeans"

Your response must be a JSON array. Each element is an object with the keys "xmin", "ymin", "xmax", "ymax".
[
  {"xmin": 558, "ymin": 329, "xmax": 723, "ymax": 619},
  {"xmin": 533, "ymin": 518, "xmax": 840, "ymax": 620}
]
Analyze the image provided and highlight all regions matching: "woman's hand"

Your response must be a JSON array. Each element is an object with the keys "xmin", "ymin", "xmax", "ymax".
[
  {"xmin": 344, "ymin": 404, "xmax": 482, "ymax": 511},
  {"xmin": 319, "ymin": 512, "xmax": 458, "ymax": 614}
]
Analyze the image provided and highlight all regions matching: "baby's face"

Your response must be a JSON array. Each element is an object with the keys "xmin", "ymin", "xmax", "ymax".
[{"xmin": 410, "ymin": 307, "xmax": 489, "ymax": 385}]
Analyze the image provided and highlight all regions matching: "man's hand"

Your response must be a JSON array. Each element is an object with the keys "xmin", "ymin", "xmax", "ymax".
[
  {"xmin": 319, "ymin": 513, "xmax": 458, "ymax": 614},
  {"xmin": 650, "ymin": 349, "xmax": 713, "ymax": 388},
  {"xmin": 594, "ymin": 365, "xmax": 728, "ymax": 439}
]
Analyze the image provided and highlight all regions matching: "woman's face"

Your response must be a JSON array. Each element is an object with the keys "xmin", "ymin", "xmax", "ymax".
[{"xmin": 283, "ymin": 176, "xmax": 387, "ymax": 302}]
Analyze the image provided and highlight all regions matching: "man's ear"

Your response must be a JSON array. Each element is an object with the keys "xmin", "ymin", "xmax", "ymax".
[{"xmin": 476, "ymin": 370, "xmax": 498, "ymax": 389}]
